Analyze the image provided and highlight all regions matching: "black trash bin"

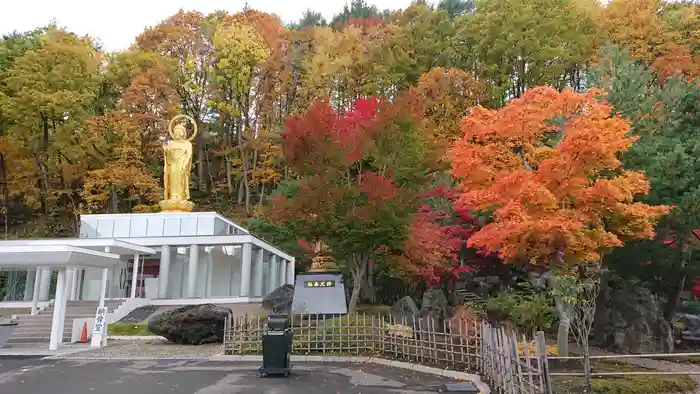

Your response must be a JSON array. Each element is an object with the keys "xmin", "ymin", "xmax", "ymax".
[{"xmin": 259, "ymin": 314, "xmax": 293, "ymax": 378}]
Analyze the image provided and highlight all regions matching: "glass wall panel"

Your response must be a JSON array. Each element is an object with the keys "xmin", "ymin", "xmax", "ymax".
[
  {"xmin": 130, "ymin": 217, "xmax": 148, "ymax": 237},
  {"xmin": 181, "ymin": 217, "xmax": 198, "ymax": 236},
  {"xmin": 80, "ymin": 218, "xmax": 98, "ymax": 238},
  {"xmin": 197, "ymin": 217, "xmax": 215, "ymax": 235},
  {"xmin": 146, "ymin": 217, "xmax": 165, "ymax": 237},
  {"xmin": 196, "ymin": 246, "xmax": 209, "ymax": 297},
  {"xmin": 164, "ymin": 217, "xmax": 181, "ymax": 236},
  {"xmin": 262, "ymin": 252, "xmax": 270, "ymax": 296},
  {"xmin": 167, "ymin": 247, "xmax": 188, "ymax": 298},
  {"xmin": 113, "ymin": 219, "xmax": 131, "ymax": 237},
  {"xmin": 96, "ymin": 219, "xmax": 114, "ymax": 238},
  {"xmin": 214, "ymin": 218, "xmax": 227, "ymax": 235},
  {"xmin": 204, "ymin": 244, "xmax": 242, "ymax": 297}
]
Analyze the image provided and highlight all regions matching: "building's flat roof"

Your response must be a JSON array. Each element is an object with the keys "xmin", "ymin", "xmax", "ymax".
[
  {"xmin": 0, "ymin": 245, "xmax": 121, "ymax": 268},
  {"xmin": 80, "ymin": 211, "xmax": 250, "ymax": 235},
  {"xmin": 0, "ymin": 238, "xmax": 156, "ymax": 256}
]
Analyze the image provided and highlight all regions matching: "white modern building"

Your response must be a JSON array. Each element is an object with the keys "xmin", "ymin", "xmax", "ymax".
[{"xmin": 0, "ymin": 211, "xmax": 295, "ymax": 350}]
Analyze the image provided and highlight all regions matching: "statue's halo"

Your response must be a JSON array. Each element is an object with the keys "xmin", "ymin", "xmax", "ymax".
[{"xmin": 168, "ymin": 114, "xmax": 198, "ymax": 142}]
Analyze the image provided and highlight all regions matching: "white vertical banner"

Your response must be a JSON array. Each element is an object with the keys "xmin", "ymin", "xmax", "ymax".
[{"xmin": 90, "ymin": 305, "xmax": 108, "ymax": 348}]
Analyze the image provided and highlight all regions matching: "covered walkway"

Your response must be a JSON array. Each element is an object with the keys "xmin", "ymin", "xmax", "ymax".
[{"xmin": 0, "ymin": 239, "xmax": 155, "ymax": 350}]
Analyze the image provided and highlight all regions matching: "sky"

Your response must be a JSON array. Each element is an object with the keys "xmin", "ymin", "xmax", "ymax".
[{"xmin": 0, "ymin": 0, "xmax": 414, "ymax": 52}]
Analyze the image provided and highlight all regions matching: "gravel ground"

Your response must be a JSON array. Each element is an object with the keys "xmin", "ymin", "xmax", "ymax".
[{"xmin": 68, "ymin": 339, "xmax": 223, "ymax": 359}]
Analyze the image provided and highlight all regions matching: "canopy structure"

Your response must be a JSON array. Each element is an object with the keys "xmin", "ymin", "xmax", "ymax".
[
  {"xmin": 0, "ymin": 212, "xmax": 296, "ymax": 351},
  {"xmin": 0, "ymin": 239, "xmax": 155, "ymax": 258},
  {"xmin": 0, "ymin": 240, "xmax": 155, "ymax": 351}
]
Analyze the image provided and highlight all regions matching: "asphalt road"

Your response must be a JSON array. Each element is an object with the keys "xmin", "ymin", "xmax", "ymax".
[{"xmin": 0, "ymin": 358, "xmax": 454, "ymax": 393}]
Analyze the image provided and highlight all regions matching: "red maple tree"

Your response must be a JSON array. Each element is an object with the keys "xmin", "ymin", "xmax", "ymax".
[{"xmin": 447, "ymin": 86, "xmax": 670, "ymax": 268}]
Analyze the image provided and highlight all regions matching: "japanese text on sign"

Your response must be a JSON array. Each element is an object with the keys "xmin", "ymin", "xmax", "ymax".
[
  {"xmin": 92, "ymin": 307, "xmax": 108, "ymax": 334},
  {"xmin": 303, "ymin": 280, "xmax": 335, "ymax": 288}
]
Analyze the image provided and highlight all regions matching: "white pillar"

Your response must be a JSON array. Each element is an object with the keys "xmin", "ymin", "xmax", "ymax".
[
  {"xmin": 268, "ymin": 255, "xmax": 277, "ymax": 293},
  {"xmin": 69, "ymin": 268, "xmax": 79, "ymax": 300},
  {"xmin": 287, "ymin": 259, "xmax": 295, "ymax": 285},
  {"xmin": 64, "ymin": 268, "xmax": 73, "ymax": 302},
  {"xmin": 240, "ymin": 243, "xmax": 252, "ymax": 297},
  {"xmin": 98, "ymin": 268, "xmax": 108, "ymax": 309},
  {"xmin": 158, "ymin": 246, "xmax": 171, "ymax": 299},
  {"xmin": 187, "ymin": 245, "xmax": 199, "ymax": 298},
  {"xmin": 49, "ymin": 267, "xmax": 67, "ymax": 351},
  {"xmin": 73, "ymin": 269, "xmax": 82, "ymax": 301},
  {"xmin": 253, "ymin": 248, "xmax": 264, "ymax": 296},
  {"xmin": 39, "ymin": 268, "xmax": 51, "ymax": 301},
  {"xmin": 279, "ymin": 258, "xmax": 287, "ymax": 286},
  {"xmin": 31, "ymin": 268, "xmax": 42, "ymax": 315},
  {"xmin": 24, "ymin": 269, "xmax": 36, "ymax": 300},
  {"xmin": 57, "ymin": 268, "xmax": 72, "ymax": 340},
  {"xmin": 130, "ymin": 255, "xmax": 140, "ymax": 299}
]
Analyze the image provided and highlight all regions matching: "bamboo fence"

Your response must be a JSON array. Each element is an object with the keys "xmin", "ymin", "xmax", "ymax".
[{"xmin": 223, "ymin": 313, "xmax": 552, "ymax": 394}]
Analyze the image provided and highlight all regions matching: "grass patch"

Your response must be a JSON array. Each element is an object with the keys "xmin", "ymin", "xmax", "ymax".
[
  {"xmin": 551, "ymin": 360, "xmax": 697, "ymax": 394},
  {"xmin": 355, "ymin": 304, "xmax": 392, "ymax": 316},
  {"xmin": 651, "ymin": 354, "xmax": 700, "ymax": 365},
  {"xmin": 108, "ymin": 322, "xmax": 152, "ymax": 336}
]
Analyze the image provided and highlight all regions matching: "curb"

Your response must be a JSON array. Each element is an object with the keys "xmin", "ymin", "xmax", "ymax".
[
  {"xmin": 106, "ymin": 336, "xmax": 166, "ymax": 341},
  {"xmin": 49, "ymin": 355, "xmax": 215, "ymax": 361}
]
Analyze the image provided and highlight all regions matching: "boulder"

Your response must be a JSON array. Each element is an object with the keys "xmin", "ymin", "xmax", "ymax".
[
  {"xmin": 263, "ymin": 284, "xmax": 294, "ymax": 315},
  {"xmin": 671, "ymin": 314, "xmax": 700, "ymax": 348},
  {"xmin": 595, "ymin": 278, "xmax": 673, "ymax": 353},
  {"xmin": 421, "ymin": 288, "xmax": 449, "ymax": 319},
  {"xmin": 391, "ymin": 296, "xmax": 419, "ymax": 323},
  {"xmin": 420, "ymin": 289, "xmax": 450, "ymax": 332},
  {"xmin": 147, "ymin": 304, "xmax": 232, "ymax": 345}
]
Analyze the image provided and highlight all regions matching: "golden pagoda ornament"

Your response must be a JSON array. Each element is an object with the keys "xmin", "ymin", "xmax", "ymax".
[
  {"xmin": 309, "ymin": 240, "xmax": 339, "ymax": 272},
  {"xmin": 160, "ymin": 114, "xmax": 197, "ymax": 212}
]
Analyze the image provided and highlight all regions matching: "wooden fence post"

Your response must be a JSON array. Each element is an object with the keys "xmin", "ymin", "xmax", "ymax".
[{"xmin": 535, "ymin": 331, "xmax": 553, "ymax": 394}]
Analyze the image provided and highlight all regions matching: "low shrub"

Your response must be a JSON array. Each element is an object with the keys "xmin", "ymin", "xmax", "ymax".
[{"xmin": 486, "ymin": 288, "xmax": 556, "ymax": 333}]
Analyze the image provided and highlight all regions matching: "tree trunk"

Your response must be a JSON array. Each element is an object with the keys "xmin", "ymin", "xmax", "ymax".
[
  {"xmin": 593, "ymin": 270, "xmax": 610, "ymax": 344},
  {"xmin": 348, "ymin": 256, "xmax": 368, "ymax": 314},
  {"xmin": 556, "ymin": 297, "xmax": 572, "ymax": 357},
  {"xmin": 196, "ymin": 131, "xmax": 206, "ymax": 191},
  {"xmin": 225, "ymin": 154, "xmax": 233, "ymax": 195},
  {"xmin": 110, "ymin": 187, "xmax": 118, "ymax": 213},
  {"xmin": 582, "ymin": 336, "xmax": 593, "ymax": 394},
  {"xmin": 664, "ymin": 275, "xmax": 686, "ymax": 322},
  {"xmin": 0, "ymin": 152, "xmax": 9, "ymax": 239}
]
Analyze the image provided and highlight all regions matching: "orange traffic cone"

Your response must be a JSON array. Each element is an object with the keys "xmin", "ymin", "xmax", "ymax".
[{"xmin": 78, "ymin": 322, "xmax": 89, "ymax": 343}]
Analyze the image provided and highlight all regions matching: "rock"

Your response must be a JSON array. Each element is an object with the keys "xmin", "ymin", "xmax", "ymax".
[
  {"xmin": 263, "ymin": 284, "xmax": 294, "ymax": 315},
  {"xmin": 147, "ymin": 304, "xmax": 232, "ymax": 345},
  {"xmin": 419, "ymin": 289, "xmax": 450, "ymax": 332},
  {"xmin": 673, "ymin": 313, "xmax": 700, "ymax": 332},
  {"xmin": 391, "ymin": 296, "xmax": 419, "ymax": 323},
  {"xmin": 595, "ymin": 278, "xmax": 673, "ymax": 353},
  {"xmin": 671, "ymin": 314, "xmax": 700, "ymax": 348},
  {"xmin": 420, "ymin": 288, "xmax": 449, "ymax": 319},
  {"xmin": 117, "ymin": 305, "xmax": 160, "ymax": 324}
]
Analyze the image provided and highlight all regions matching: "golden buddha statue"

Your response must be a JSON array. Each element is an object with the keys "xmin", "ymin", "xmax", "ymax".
[{"xmin": 160, "ymin": 114, "xmax": 197, "ymax": 212}]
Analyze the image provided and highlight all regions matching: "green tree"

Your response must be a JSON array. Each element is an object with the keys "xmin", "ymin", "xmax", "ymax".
[
  {"xmin": 0, "ymin": 28, "xmax": 102, "ymax": 231},
  {"xmin": 455, "ymin": 0, "xmax": 598, "ymax": 104},
  {"xmin": 591, "ymin": 46, "xmax": 700, "ymax": 321}
]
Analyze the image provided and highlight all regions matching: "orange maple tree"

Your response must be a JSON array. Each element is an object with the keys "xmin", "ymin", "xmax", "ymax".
[{"xmin": 448, "ymin": 86, "xmax": 670, "ymax": 268}]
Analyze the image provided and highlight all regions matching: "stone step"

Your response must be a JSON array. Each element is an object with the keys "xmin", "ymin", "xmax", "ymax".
[{"xmin": 7, "ymin": 299, "xmax": 126, "ymax": 344}]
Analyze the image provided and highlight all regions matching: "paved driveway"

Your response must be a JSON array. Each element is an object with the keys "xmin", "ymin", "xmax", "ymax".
[{"xmin": 0, "ymin": 358, "xmax": 455, "ymax": 393}]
